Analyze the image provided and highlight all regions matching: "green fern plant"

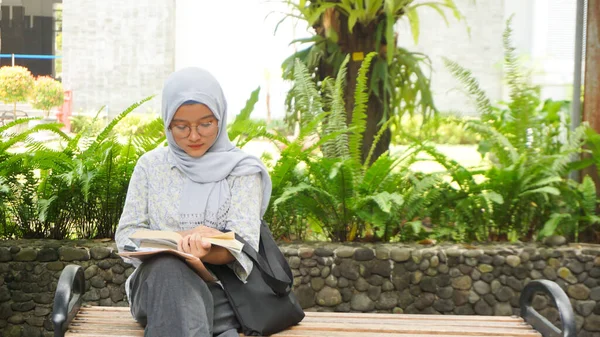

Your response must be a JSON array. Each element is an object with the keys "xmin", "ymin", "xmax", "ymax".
[
  {"xmin": 0, "ymin": 96, "xmax": 160, "ymax": 239},
  {"xmin": 272, "ymin": 54, "xmax": 415, "ymax": 242},
  {"xmin": 280, "ymin": 0, "xmax": 461, "ymax": 163},
  {"xmin": 540, "ymin": 176, "xmax": 600, "ymax": 242},
  {"xmin": 41, "ymin": 97, "xmax": 158, "ymax": 239},
  {"xmin": 0, "ymin": 115, "xmax": 74, "ymax": 238},
  {"xmin": 433, "ymin": 17, "xmax": 589, "ymax": 242}
]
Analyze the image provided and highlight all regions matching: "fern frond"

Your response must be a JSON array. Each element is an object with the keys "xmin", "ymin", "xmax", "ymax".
[
  {"xmin": 0, "ymin": 117, "xmax": 38, "ymax": 135},
  {"xmin": 361, "ymin": 191, "xmax": 404, "ymax": 214},
  {"xmin": 503, "ymin": 16, "xmax": 541, "ymax": 151},
  {"xmin": 132, "ymin": 117, "xmax": 166, "ymax": 154},
  {"xmin": 29, "ymin": 150, "xmax": 74, "ymax": 172},
  {"xmin": 552, "ymin": 124, "xmax": 587, "ymax": 174},
  {"xmin": 404, "ymin": 173, "xmax": 443, "ymax": 220},
  {"xmin": 466, "ymin": 120, "xmax": 519, "ymax": 166},
  {"xmin": 443, "ymin": 58, "xmax": 492, "ymax": 118},
  {"xmin": 503, "ymin": 15, "xmax": 523, "ymax": 103},
  {"xmin": 29, "ymin": 123, "xmax": 71, "ymax": 142},
  {"xmin": 580, "ymin": 176, "xmax": 596, "ymax": 215},
  {"xmin": 349, "ymin": 52, "xmax": 377, "ymax": 164},
  {"xmin": 322, "ymin": 55, "xmax": 350, "ymax": 159},
  {"xmin": 361, "ymin": 153, "xmax": 402, "ymax": 193},
  {"xmin": 0, "ymin": 123, "xmax": 66, "ymax": 153},
  {"xmin": 363, "ymin": 115, "xmax": 396, "ymax": 169},
  {"xmin": 64, "ymin": 106, "xmax": 106, "ymax": 155},
  {"xmin": 417, "ymin": 143, "xmax": 477, "ymax": 191},
  {"xmin": 292, "ymin": 58, "xmax": 323, "ymax": 123},
  {"xmin": 86, "ymin": 96, "xmax": 154, "ymax": 155}
]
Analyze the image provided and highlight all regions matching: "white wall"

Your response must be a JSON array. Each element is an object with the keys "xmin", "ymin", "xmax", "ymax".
[
  {"xmin": 174, "ymin": 0, "xmax": 305, "ymax": 120},
  {"xmin": 62, "ymin": 0, "xmax": 175, "ymax": 116},
  {"xmin": 396, "ymin": 0, "xmax": 506, "ymax": 116}
]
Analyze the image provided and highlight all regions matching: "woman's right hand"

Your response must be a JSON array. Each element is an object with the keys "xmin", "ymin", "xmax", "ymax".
[{"xmin": 178, "ymin": 233, "xmax": 212, "ymax": 259}]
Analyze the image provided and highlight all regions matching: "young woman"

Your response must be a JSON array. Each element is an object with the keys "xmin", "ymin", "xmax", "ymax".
[{"xmin": 115, "ymin": 67, "xmax": 271, "ymax": 337}]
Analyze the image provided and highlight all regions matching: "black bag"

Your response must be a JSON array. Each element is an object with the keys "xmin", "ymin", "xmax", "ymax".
[{"xmin": 207, "ymin": 221, "xmax": 305, "ymax": 336}]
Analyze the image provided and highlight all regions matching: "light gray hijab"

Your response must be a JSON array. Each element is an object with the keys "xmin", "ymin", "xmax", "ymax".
[{"xmin": 162, "ymin": 67, "xmax": 272, "ymax": 228}]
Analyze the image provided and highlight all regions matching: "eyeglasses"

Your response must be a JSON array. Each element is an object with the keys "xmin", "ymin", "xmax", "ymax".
[{"xmin": 169, "ymin": 121, "xmax": 217, "ymax": 138}]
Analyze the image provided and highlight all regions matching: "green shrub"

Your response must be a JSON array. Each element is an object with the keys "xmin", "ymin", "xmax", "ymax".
[
  {"xmin": 70, "ymin": 115, "xmax": 105, "ymax": 134},
  {"xmin": 0, "ymin": 97, "xmax": 164, "ymax": 239},
  {"xmin": 111, "ymin": 112, "xmax": 161, "ymax": 137},
  {"xmin": 419, "ymin": 17, "xmax": 589, "ymax": 243},
  {"xmin": 270, "ymin": 54, "xmax": 410, "ymax": 242},
  {"xmin": 30, "ymin": 76, "xmax": 64, "ymax": 118},
  {"xmin": 0, "ymin": 66, "xmax": 34, "ymax": 119},
  {"xmin": 392, "ymin": 114, "xmax": 480, "ymax": 145}
]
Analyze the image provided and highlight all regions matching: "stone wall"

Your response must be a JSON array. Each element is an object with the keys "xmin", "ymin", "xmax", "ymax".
[{"xmin": 1, "ymin": 240, "xmax": 599, "ymax": 337}]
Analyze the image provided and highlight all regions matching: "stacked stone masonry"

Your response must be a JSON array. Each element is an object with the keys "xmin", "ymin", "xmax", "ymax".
[{"xmin": 0, "ymin": 240, "xmax": 599, "ymax": 336}]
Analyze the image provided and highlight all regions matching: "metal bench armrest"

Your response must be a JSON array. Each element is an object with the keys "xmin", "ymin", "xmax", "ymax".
[
  {"xmin": 52, "ymin": 264, "xmax": 85, "ymax": 337},
  {"xmin": 519, "ymin": 279, "xmax": 576, "ymax": 337}
]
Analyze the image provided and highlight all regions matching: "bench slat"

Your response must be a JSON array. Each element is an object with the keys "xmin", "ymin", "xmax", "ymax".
[
  {"xmin": 71, "ymin": 315, "xmax": 531, "ymax": 329},
  {"xmin": 277, "ymin": 332, "xmax": 536, "ymax": 337},
  {"xmin": 64, "ymin": 306, "xmax": 542, "ymax": 337},
  {"xmin": 288, "ymin": 322, "xmax": 540, "ymax": 336},
  {"xmin": 303, "ymin": 311, "xmax": 525, "ymax": 322}
]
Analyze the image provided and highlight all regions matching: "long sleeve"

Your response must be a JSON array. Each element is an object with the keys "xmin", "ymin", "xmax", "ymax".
[
  {"xmin": 225, "ymin": 173, "xmax": 263, "ymax": 281},
  {"xmin": 115, "ymin": 155, "xmax": 151, "ymax": 262}
]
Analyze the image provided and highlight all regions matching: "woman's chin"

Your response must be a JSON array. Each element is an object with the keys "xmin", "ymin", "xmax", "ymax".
[{"xmin": 184, "ymin": 146, "xmax": 208, "ymax": 158}]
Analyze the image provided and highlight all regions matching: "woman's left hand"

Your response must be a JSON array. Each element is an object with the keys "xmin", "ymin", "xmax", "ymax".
[{"xmin": 179, "ymin": 233, "xmax": 212, "ymax": 259}]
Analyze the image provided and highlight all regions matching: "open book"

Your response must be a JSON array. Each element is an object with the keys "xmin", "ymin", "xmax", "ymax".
[
  {"xmin": 118, "ymin": 230, "xmax": 244, "ymax": 282},
  {"xmin": 128, "ymin": 230, "xmax": 244, "ymax": 254}
]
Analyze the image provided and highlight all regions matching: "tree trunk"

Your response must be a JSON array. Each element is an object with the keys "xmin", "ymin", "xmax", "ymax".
[
  {"xmin": 333, "ymin": 17, "xmax": 390, "ymax": 164},
  {"xmin": 582, "ymin": 0, "xmax": 600, "ymax": 243},
  {"xmin": 583, "ymin": 0, "xmax": 600, "ymax": 191}
]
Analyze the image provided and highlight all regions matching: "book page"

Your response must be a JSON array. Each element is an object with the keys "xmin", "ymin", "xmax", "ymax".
[
  {"xmin": 130, "ymin": 230, "xmax": 243, "ymax": 253},
  {"xmin": 130, "ymin": 230, "xmax": 182, "ymax": 244}
]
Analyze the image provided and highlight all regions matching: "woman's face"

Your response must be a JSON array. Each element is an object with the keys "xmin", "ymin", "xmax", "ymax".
[{"xmin": 169, "ymin": 104, "xmax": 219, "ymax": 157}]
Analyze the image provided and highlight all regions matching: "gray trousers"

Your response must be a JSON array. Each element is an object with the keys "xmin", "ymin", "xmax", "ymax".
[{"xmin": 129, "ymin": 255, "xmax": 240, "ymax": 337}]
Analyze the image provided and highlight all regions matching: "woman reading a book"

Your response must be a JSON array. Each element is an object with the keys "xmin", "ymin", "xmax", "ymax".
[{"xmin": 115, "ymin": 67, "xmax": 272, "ymax": 337}]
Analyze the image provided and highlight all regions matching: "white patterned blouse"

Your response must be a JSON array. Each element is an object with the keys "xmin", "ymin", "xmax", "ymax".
[{"xmin": 115, "ymin": 146, "xmax": 262, "ymax": 286}]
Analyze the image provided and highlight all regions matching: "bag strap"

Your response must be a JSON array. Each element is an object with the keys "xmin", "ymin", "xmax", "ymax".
[{"xmin": 233, "ymin": 221, "xmax": 292, "ymax": 296}]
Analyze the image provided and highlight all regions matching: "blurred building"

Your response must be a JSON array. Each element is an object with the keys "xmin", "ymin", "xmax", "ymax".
[
  {"xmin": 0, "ymin": 0, "xmax": 580, "ymax": 118},
  {"xmin": 397, "ymin": 0, "xmax": 579, "ymax": 116},
  {"xmin": 0, "ymin": 0, "xmax": 60, "ymax": 76}
]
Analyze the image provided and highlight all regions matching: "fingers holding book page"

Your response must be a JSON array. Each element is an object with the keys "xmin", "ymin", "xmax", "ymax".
[{"xmin": 179, "ymin": 233, "xmax": 212, "ymax": 259}]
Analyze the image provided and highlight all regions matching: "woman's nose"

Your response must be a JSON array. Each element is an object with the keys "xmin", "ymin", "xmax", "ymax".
[{"xmin": 188, "ymin": 127, "xmax": 202, "ymax": 140}]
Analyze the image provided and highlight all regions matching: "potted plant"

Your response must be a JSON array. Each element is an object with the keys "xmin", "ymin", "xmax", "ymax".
[
  {"xmin": 0, "ymin": 66, "xmax": 34, "ymax": 122},
  {"xmin": 30, "ymin": 76, "xmax": 64, "ymax": 120}
]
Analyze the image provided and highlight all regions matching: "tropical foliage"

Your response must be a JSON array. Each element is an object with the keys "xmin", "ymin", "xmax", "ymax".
[
  {"xmin": 269, "ymin": 53, "xmax": 416, "ymax": 241},
  {"xmin": 0, "ymin": 97, "xmax": 163, "ymax": 239},
  {"xmin": 0, "ymin": 19, "xmax": 597, "ymax": 243},
  {"xmin": 418, "ymin": 18, "xmax": 591, "ymax": 242},
  {"xmin": 279, "ymin": 0, "xmax": 464, "ymax": 163}
]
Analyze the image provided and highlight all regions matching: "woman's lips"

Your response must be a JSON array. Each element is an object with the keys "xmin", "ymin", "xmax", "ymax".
[{"xmin": 188, "ymin": 144, "xmax": 204, "ymax": 149}]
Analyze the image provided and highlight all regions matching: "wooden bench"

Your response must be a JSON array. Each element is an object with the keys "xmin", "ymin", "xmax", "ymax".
[{"xmin": 52, "ymin": 265, "xmax": 577, "ymax": 337}]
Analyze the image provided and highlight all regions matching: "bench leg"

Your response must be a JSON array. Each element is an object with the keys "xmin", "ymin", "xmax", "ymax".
[
  {"xmin": 52, "ymin": 264, "xmax": 85, "ymax": 337},
  {"xmin": 519, "ymin": 279, "xmax": 576, "ymax": 337}
]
